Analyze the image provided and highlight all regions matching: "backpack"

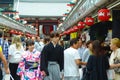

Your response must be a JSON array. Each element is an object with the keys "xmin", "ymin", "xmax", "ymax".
[{"xmin": 11, "ymin": 50, "xmax": 22, "ymax": 63}]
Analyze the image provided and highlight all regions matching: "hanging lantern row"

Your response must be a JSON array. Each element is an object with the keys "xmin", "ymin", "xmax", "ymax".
[
  {"xmin": 9, "ymin": 30, "xmax": 35, "ymax": 38},
  {"xmin": 61, "ymin": 21, "xmax": 85, "ymax": 35},
  {"xmin": 61, "ymin": 8, "xmax": 111, "ymax": 36},
  {"xmin": 9, "ymin": 30, "xmax": 24, "ymax": 35},
  {"xmin": 26, "ymin": 33, "xmax": 32, "ymax": 37},
  {"xmin": 25, "ymin": 33, "xmax": 37, "ymax": 38},
  {"xmin": 61, "ymin": 19, "xmax": 93, "ymax": 36}
]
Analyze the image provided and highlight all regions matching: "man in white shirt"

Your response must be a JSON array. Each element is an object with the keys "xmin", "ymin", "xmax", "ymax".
[
  {"xmin": 64, "ymin": 38, "xmax": 86, "ymax": 80},
  {"xmin": 34, "ymin": 36, "xmax": 44, "ymax": 52}
]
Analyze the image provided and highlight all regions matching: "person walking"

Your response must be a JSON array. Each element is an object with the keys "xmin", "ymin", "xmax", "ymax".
[
  {"xmin": 41, "ymin": 31, "xmax": 64, "ymax": 80},
  {"xmin": 17, "ymin": 39, "xmax": 43, "ymax": 80},
  {"xmin": 8, "ymin": 36, "xmax": 24, "ymax": 80}
]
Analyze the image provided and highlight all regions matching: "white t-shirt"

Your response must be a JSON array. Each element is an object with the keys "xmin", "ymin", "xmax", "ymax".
[
  {"xmin": 109, "ymin": 48, "xmax": 120, "ymax": 79},
  {"xmin": 64, "ymin": 47, "xmax": 80, "ymax": 77},
  {"xmin": 8, "ymin": 44, "xmax": 25, "ymax": 63},
  {"xmin": 34, "ymin": 41, "xmax": 44, "ymax": 52}
]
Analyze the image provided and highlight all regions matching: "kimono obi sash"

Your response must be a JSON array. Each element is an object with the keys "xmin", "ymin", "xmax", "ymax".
[
  {"xmin": 25, "ymin": 61, "xmax": 39, "ymax": 70},
  {"xmin": 48, "ymin": 61, "xmax": 58, "ymax": 65}
]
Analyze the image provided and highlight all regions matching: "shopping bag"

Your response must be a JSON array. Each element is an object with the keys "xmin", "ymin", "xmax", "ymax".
[
  {"xmin": 79, "ymin": 68, "xmax": 83, "ymax": 80},
  {"xmin": 107, "ymin": 69, "xmax": 115, "ymax": 80},
  {"xmin": 4, "ymin": 74, "xmax": 14, "ymax": 80}
]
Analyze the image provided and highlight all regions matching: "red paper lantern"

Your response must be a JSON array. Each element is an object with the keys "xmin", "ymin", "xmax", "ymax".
[
  {"xmin": 67, "ymin": 30, "xmax": 71, "ymax": 34},
  {"xmin": 15, "ymin": 30, "xmax": 19, "ymax": 35},
  {"xmin": 69, "ymin": 28, "xmax": 76, "ymax": 33},
  {"xmin": 78, "ymin": 21, "xmax": 85, "ymax": 29},
  {"xmin": 63, "ymin": 31, "xmax": 69, "ymax": 35},
  {"xmin": 85, "ymin": 17, "xmax": 94, "ymax": 26},
  {"xmin": 26, "ymin": 33, "xmax": 30, "ymax": 37},
  {"xmin": 98, "ymin": 8, "xmax": 111, "ymax": 21},
  {"xmin": 9, "ymin": 30, "xmax": 14, "ymax": 33},
  {"xmin": 73, "ymin": 26, "xmax": 79, "ymax": 31}
]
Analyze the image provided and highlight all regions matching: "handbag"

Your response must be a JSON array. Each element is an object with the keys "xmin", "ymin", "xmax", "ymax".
[
  {"xmin": 114, "ymin": 57, "xmax": 120, "ymax": 74},
  {"xmin": 113, "ymin": 51, "xmax": 120, "ymax": 74},
  {"xmin": 107, "ymin": 69, "xmax": 115, "ymax": 79},
  {"xmin": 4, "ymin": 74, "xmax": 14, "ymax": 80}
]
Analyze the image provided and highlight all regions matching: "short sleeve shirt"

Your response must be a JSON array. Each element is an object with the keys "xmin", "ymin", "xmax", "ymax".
[{"xmin": 64, "ymin": 47, "xmax": 80, "ymax": 77}]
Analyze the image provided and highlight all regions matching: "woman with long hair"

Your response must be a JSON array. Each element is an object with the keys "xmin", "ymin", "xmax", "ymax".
[
  {"xmin": 84, "ymin": 40, "xmax": 111, "ymax": 80},
  {"xmin": 8, "ymin": 36, "xmax": 24, "ymax": 80}
]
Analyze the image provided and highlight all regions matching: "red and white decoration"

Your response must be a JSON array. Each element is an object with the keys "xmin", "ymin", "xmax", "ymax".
[
  {"xmin": 73, "ymin": 26, "xmax": 79, "ymax": 31},
  {"xmin": 63, "ymin": 31, "xmax": 69, "ymax": 35},
  {"xmin": 78, "ymin": 21, "xmax": 85, "ymax": 29},
  {"xmin": 84, "ymin": 17, "xmax": 94, "ymax": 26},
  {"xmin": 98, "ymin": 8, "xmax": 111, "ymax": 21},
  {"xmin": 9, "ymin": 30, "xmax": 24, "ymax": 35}
]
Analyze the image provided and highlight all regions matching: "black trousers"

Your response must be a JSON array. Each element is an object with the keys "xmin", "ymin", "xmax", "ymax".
[
  {"xmin": 82, "ymin": 67, "xmax": 87, "ymax": 76},
  {"xmin": 9, "ymin": 63, "xmax": 20, "ymax": 80},
  {"xmin": 0, "ymin": 68, "xmax": 2, "ymax": 80}
]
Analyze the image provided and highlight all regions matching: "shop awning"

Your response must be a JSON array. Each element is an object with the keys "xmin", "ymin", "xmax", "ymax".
[{"xmin": 0, "ymin": 14, "xmax": 36, "ymax": 34}]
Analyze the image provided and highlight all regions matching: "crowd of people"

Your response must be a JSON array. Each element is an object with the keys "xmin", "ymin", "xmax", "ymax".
[{"xmin": 0, "ymin": 31, "xmax": 120, "ymax": 80}]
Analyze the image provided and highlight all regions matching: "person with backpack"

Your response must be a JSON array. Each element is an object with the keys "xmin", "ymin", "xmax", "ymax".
[{"xmin": 8, "ymin": 36, "xmax": 25, "ymax": 80}]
